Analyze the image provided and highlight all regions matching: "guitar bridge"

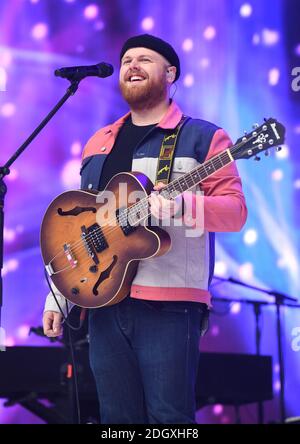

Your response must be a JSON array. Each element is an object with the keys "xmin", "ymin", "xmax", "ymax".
[{"xmin": 63, "ymin": 243, "xmax": 78, "ymax": 268}]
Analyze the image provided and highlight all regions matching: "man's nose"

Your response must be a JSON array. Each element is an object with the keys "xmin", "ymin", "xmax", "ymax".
[{"xmin": 129, "ymin": 59, "xmax": 141, "ymax": 70}]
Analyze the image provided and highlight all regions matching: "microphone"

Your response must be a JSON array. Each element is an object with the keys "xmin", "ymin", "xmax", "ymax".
[{"xmin": 54, "ymin": 62, "xmax": 114, "ymax": 81}]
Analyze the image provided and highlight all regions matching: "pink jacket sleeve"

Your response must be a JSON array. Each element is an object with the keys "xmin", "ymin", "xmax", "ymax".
[
  {"xmin": 198, "ymin": 128, "xmax": 248, "ymax": 232},
  {"xmin": 181, "ymin": 128, "xmax": 247, "ymax": 232}
]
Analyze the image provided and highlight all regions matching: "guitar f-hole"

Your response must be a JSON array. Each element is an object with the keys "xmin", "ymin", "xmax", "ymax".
[{"xmin": 93, "ymin": 255, "xmax": 118, "ymax": 296}]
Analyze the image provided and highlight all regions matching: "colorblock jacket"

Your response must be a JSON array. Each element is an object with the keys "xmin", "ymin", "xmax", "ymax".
[{"xmin": 44, "ymin": 100, "xmax": 247, "ymax": 313}]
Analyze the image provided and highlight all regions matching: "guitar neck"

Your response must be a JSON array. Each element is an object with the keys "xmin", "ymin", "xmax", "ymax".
[
  {"xmin": 127, "ymin": 147, "xmax": 234, "ymax": 226},
  {"xmin": 160, "ymin": 148, "xmax": 234, "ymax": 200}
]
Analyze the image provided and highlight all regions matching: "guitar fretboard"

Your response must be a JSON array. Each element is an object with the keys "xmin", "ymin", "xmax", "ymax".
[{"xmin": 126, "ymin": 148, "xmax": 233, "ymax": 226}]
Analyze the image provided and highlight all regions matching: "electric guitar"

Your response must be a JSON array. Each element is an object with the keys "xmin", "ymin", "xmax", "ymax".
[{"xmin": 40, "ymin": 118, "xmax": 285, "ymax": 308}]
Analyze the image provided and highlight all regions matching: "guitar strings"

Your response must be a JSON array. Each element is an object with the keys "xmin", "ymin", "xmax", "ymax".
[
  {"xmin": 47, "ymin": 150, "xmax": 235, "ymax": 271},
  {"xmin": 48, "ymin": 127, "xmax": 270, "ymax": 270},
  {"xmin": 48, "ymin": 146, "xmax": 243, "ymax": 269}
]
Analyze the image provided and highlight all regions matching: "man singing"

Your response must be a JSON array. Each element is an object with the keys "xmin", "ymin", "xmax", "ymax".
[{"xmin": 43, "ymin": 34, "xmax": 247, "ymax": 423}]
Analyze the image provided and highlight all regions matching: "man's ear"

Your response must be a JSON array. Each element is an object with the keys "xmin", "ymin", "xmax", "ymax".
[{"xmin": 166, "ymin": 66, "xmax": 176, "ymax": 83}]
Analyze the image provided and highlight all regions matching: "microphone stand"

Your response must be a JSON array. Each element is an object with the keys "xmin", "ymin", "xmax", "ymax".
[
  {"xmin": 0, "ymin": 79, "xmax": 80, "ymax": 345},
  {"xmin": 211, "ymin": 292, "xmax": 269, "ymax": 423},
  {"xmin": 212, "ymin": 276, "xmax": 299, "ymax": 424}
]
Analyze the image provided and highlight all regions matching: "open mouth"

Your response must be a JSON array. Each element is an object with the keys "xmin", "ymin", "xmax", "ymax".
[{"xmin": 127, "ymin": 75, "xmax": 147, "ymax": 82}]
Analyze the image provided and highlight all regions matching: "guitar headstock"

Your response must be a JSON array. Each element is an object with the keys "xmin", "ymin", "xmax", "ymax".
[{"xmin": 232, "ymin": 118, "xmax": 286, "ymax": 161}]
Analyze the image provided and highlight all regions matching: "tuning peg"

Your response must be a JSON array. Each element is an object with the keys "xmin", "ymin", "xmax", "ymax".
[
  {"xmin": 264, "ymin": 117, "xmax": 268, "ymax": 122},
  {"xmin": 244, "ymin": 130, "xmax": 248, "ymax": 135},
  {"xmin": 276, "ymin": 146, "xmax": 282, "ymax": 152},
  {"xmin": 269, "ymin": 139, "xmax": 274, "ymax": 145},
  {"xmin": 253, "ymin": 123, "xmax": 259, "ymax": 129},
  {"xmin": 258, "ymin": 144, "xmax": 263, "ymax": 150},
  {"xmin": 262, "ymin": 125, "xmax": 267, "ymax": 131},
  {"xmin": 254, "ymin": 156, "xmax": 261, "ymax": 161},
  {"xmin": 247, "ymin": 149, "xmax": 253, "ymax": 156},
  {"xmin": 264, "ymin": 150, "xmax": 270, "ymax": 156}
]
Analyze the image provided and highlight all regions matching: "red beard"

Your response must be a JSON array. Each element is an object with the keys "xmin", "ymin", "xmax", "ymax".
[{"xmin": 119, "ymin": 75, "xmax": 167, "ymax": 109}]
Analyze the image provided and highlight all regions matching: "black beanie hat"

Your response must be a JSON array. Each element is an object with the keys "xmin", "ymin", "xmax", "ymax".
[{"xmin": 120, "ymin": 34, "xmax": 180, "ymax": 81}]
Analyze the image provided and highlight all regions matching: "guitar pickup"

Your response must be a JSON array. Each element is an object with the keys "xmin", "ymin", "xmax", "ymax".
[
  {"xmin": 116, "ymin": 208, "xmax": 138, "ymax": 236},
  {"xmin": 81, "ymin": 224, "xmax": 107, "ymax": 265},
  {"xmin": 86, "ymin": 223, "xmax": 108, "ymax": 253}
]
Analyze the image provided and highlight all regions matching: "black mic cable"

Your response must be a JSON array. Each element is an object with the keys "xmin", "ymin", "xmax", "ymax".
[{"xmin": 44, "ymin": 269, "xmax": 84, "ymax": 424}]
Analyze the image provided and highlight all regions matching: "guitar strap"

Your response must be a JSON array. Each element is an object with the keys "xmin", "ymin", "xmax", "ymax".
[{"xmin": 155, "ymin": 115, "xmax": 190, "ymax": 185}]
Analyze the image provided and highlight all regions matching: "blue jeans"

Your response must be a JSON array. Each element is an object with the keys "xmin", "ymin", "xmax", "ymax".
[{"xmin": 89, "ymin": 296, "xmax": 208, "ymax": 424}]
